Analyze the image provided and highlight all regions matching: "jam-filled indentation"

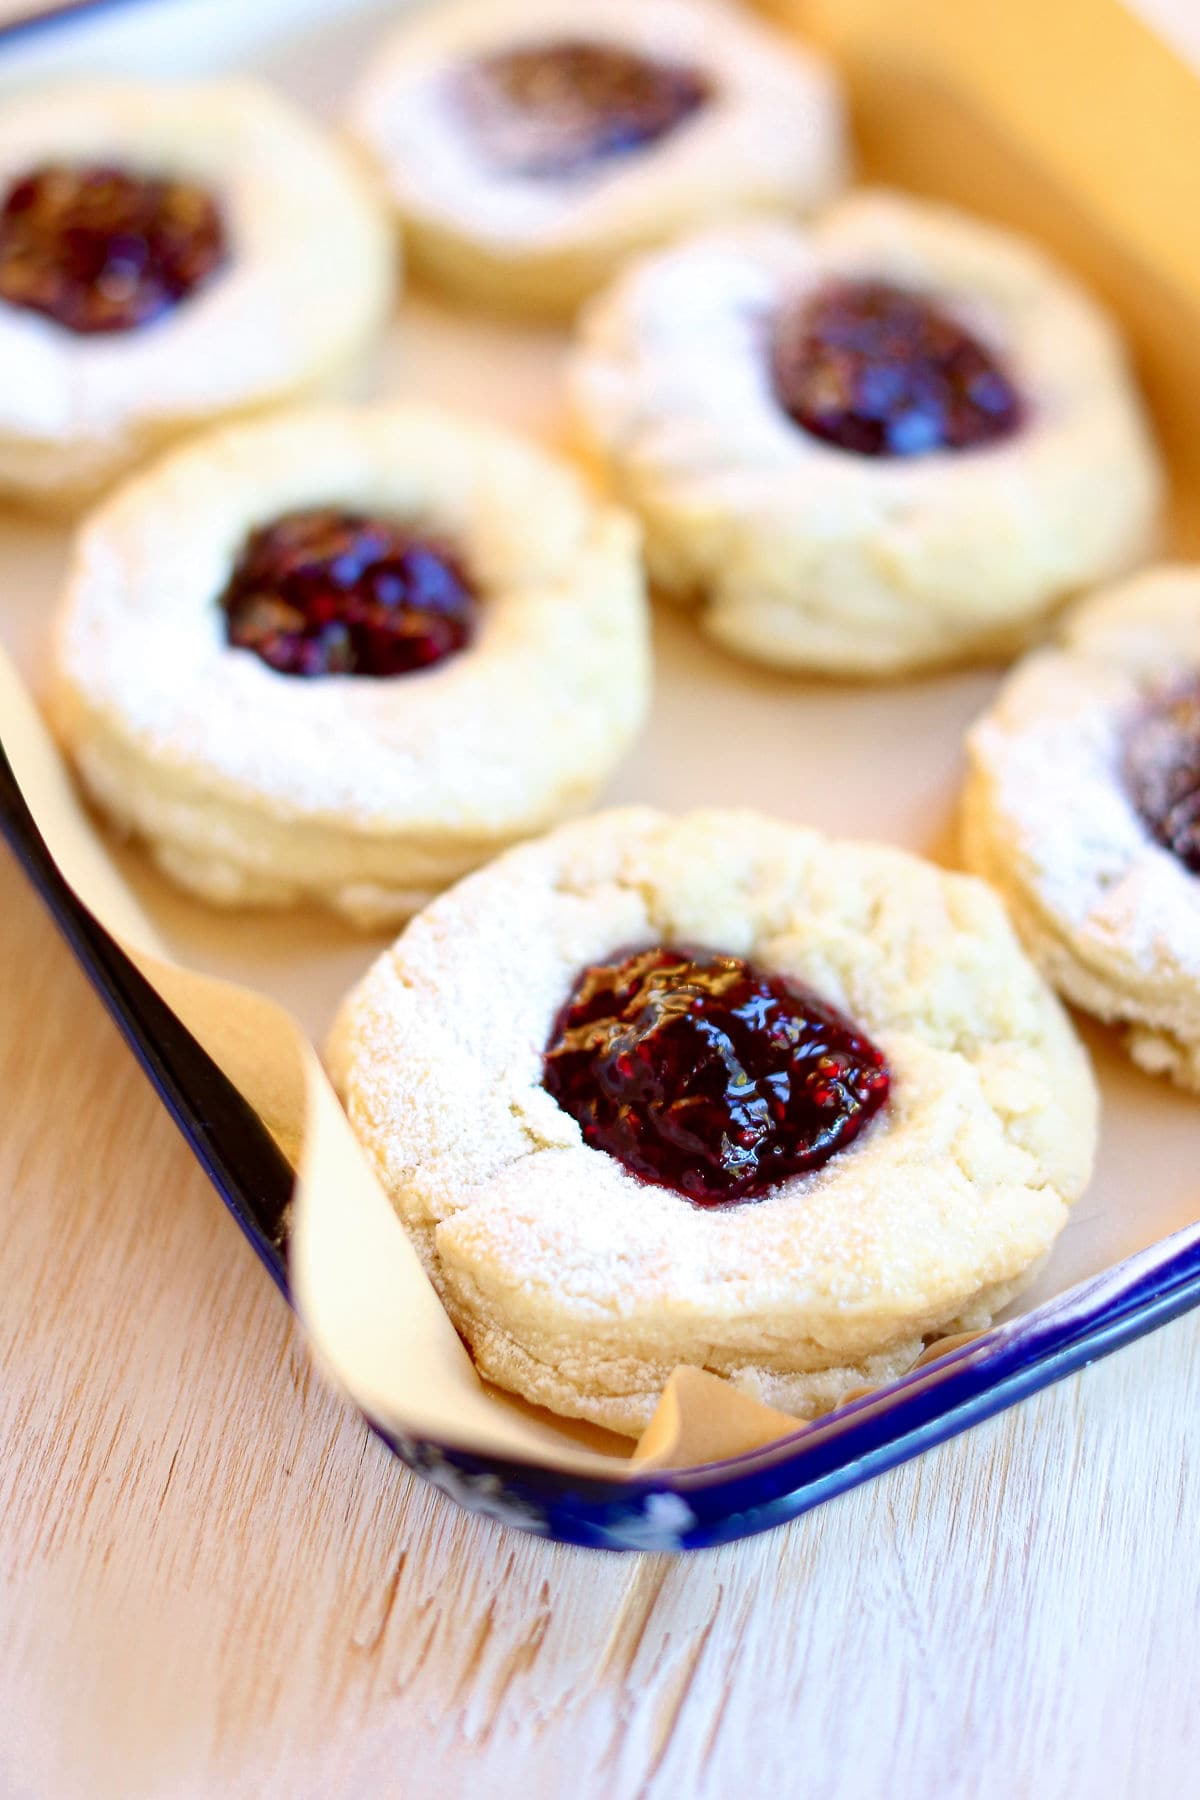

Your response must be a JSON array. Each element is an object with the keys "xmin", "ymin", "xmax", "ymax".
[
  {"xmin": 1125, "ymin": 676, "xmax": 1200, "ymax": 874},
  {"xmin": 771, "ymin": 277, "xmax": 1023, "ymax": 458},
  {"xmin": 220, "ymin": 508, "xmax": 479, "ymax": 679},
  {"xmin": 0, "ymin": 162, "xmax": 227, "ymax": 336},
  {"xmin": 543, "ymin": 946, "xmax": 890, "ymax": 1204},
  {"xmin": 459, "ymin": 38, "xmax": 711, "ymax": 179}
]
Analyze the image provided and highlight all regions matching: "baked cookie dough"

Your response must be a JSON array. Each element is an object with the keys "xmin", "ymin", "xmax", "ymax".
[
  {"xmin": 0, "ymin": 79, "xmax": 394, "ymax": 509},
  {"xmin": 569, "ymin": 191, "xmax": 1163, "ymax": 676},
  {"xmin": 346, "ymin": 0, "xmax": 845, "ymax": 316},
  {"xmin": 329, "ymin": 806, "xmax": 1097, "ymax": 1437},
  {"xmin": 963, "ymin": 565, "xmax": 1200, "ymax": 1090},
  {"xmin": 50, "ymin": 404, "xmax": 650, "ymax": 925}
]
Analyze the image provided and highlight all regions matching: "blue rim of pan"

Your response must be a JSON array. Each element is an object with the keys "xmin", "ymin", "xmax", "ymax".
[
  {"xmin": 2, "ymin": 0, "xmax": 1199, "ymax": 1551},
  {"xmin": 5, "ymin": 736, "xmax": 1200, "ymax": 1550},
  {"xmin": 0, "ymin": 0, "xmax": 156, "ymax": 44}
]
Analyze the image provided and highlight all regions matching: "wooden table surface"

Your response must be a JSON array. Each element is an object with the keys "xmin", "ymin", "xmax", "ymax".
[{"xmin": 3, "ymin": 821, "xmax": 1199, "ymax": 1799}]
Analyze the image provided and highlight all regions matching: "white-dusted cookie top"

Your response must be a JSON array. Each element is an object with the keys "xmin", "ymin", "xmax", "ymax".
[
  {"xmin": 347, "ymin": 0, "xmax": 845, "ymax": 258},
  {"xmin": 965, "ymin": 566, "xmax": 1200, "ymax": 1002},
  {"xmin": 569, "ymin": 190, "xmax": 1162, "ymax": 672},
  {"xmin": 331, "ymin": 808, "xmax": 1096, "ymax": 1372},
  {"xmin": 0, "ymin": 79, "xmax": 392, "ymax": 457},
  {"xmin": 52, "ymin": 402, "xmax": 649, "ymax": 840}
]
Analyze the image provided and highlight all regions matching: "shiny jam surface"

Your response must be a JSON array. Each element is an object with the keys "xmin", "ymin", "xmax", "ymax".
[
  {"xmin": 1125, "ymin": 677, "xmax": 1200, "ymax": 874},
  {"xmin": 220, "ymin": 508, "xmax": 479, "ymax": 679},
  {"xmin": 771, "ymin": 278, "xmax": 1023, "ymax": 458},
  {"xmin": 0, "ymin": 162, "xmax": 226, "ymax": 335},
  {"xmin": 543, "ymin": 947, "xmax": 891, "ymax": 1205},
  {"xmin": 460, "ymin": 38, "xmax": 711, "ymax": 178}
]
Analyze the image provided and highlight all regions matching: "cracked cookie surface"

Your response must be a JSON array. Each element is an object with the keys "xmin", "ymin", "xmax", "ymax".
[{"xmin": 330, "ymin": 807, "xmax": 1097, "ymax": 1435}]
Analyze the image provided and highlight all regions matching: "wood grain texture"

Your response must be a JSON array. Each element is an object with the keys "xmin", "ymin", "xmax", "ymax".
[{"xmin": 1, "ymin": 844, "xmax": 1199, "ymax": 1800}]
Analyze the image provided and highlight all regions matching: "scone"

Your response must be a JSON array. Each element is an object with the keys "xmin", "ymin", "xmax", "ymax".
[
  {"xmin": 345, "ymin": 0, "xmax": 845, "ymax": 316},
  {"xmin": 329, "ymin": 807, "xmax": 1097, "ymax": 1437},
  {"xmin": 0, "ymin": 78, "xmax": 394, "ymax": 509},
  {"xmin": 50, "ymin": 404, "xmax": 650, "ymax": 925},
  {"xmin": 963, "ymin": 565, "xmax": 1200, "ymax": 1090},
  {"xmin": 569, "ymin": 191, "xmax": 1163, "ymax": 676}
]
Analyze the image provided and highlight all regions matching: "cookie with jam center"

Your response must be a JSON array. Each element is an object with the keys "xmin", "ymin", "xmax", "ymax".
[
  {"xmin": 963, "ymin": 565, "xmax": 1200, "ymax": 1091},
  {"xmin": 569, "ymin": 190, "xmax": 1163, "ymax": 677},
  {"xmin": 0, "ymin": 79, "xmax": 394, "ymax": 510},
  {"xmin": 330, "ymin": 807, "xmax": 1097, "ymax": 1437},
  {"xmin": 346, "ymin": 0, "xmax": 846, "ymax": 315},
  {"xmin": 49, "ymin": 404, "xmax": 650, "ymax": 925}
]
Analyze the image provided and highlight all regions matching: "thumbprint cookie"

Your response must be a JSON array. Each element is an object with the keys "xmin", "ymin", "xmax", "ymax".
[
  {"xmin": 330, "ymin": 807, "xmax": 1097, "ymax": 1435},
  {"xmin": 570, "ymin": 192, "xmax": 1162, "ymax": 676},
  {"xmin": 50, "ymin": 404, "xmax": 650, "ymax": 923},
  {"xmin": 0, "ymin": 79, "xmax": 394, "ymax": 508},
  {"xmin": 963, "ymin": 566, "xmax": 1200, "ymax": 1090},
  {"xmin": 346, "ymin": 0, "xmax": 845, "ymax": 315}
]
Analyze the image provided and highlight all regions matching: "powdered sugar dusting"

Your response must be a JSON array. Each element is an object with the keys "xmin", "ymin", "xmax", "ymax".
[
  {"xmin": 347, "ymin": 0, "xmax": 844, "ymax": 254},
  {"xmin": 331, "ymin": 806, "xmax": 1095, "ymax": 1436},
  {"xmin": 0, "ymin": 79, "xmax": 392, "ymax": 467},
  {"xmin": 967, "ymin": 568, "xmax": 1200, "ymax": 992},
  {"xmin": 51, "ymin": 404, "xmax": 650, "ymax": 920},
  {"xmin": 568, "ymin": 191, "xmax": 1162, "ymax": 674}
]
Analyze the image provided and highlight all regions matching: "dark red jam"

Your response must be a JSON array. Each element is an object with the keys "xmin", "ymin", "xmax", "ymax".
[
  {"xmin": 0, "ymin": 162, "xmax": 226, "ymax": 336},
  {"xmin": 771, "ymin": 278, "xmax": 1023, "ymax": 458},
  {"xmin": 220, "ymin": 508, "xmax": 479, "ymax": 679},
  {"xmin": 460, "ymin": 38, "xmax": 711, "ymax": 178},
  {"xmin": 1125, "ymin": 677, "xmax": 1200, "ymax": 874},
  {"xmin": 543, "ymin": 947, "xmax": 890, "ymax": 1204}
]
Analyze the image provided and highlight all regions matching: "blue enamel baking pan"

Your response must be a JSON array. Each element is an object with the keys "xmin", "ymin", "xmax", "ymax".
[
  {"xmin": 3, "ymin": 0, "xmax": 1200, "ymax": 1552},
  {"xmin": 6, "ymin": 737, "xmax": 1200, "ymax": 1551}
]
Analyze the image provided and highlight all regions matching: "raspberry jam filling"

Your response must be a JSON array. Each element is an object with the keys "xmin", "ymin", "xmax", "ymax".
[
  {"xmin": 220, "ymin": 508, "xmax": 479, "ymax": 679},
  {"xmin": 771, "ymin": 278, "xmax": 1023, "ymax": 457},
  {"xmin": 0, "ymin": 162, "xmax": 226, "ymax": 335},
  {"xmin": 1125, "ymin": 677, "xmax": 1200, "ymax": 874},
  {"xmin": 543, "ymin": 947, "xmax": 890, "ymax": 1204},
  {"xmin": 460, "ymin": 39, "xmax": 711, "ymax": 178}
]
